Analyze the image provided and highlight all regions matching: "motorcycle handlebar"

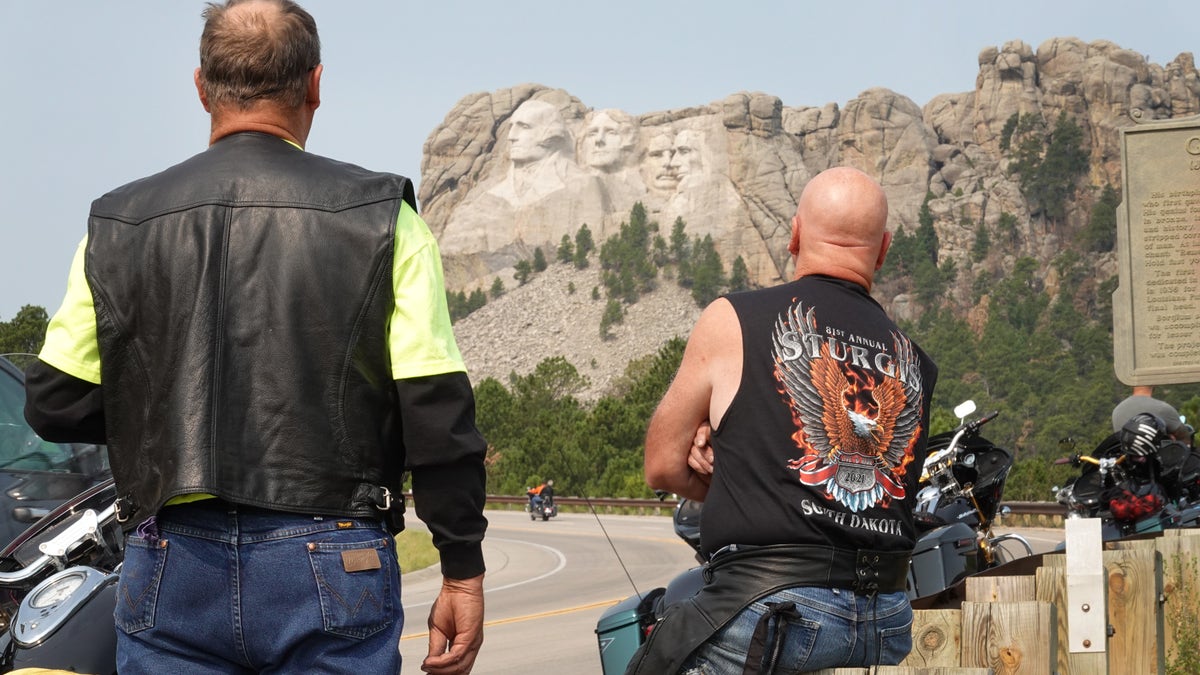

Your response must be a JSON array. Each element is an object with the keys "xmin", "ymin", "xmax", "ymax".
[
  {"xmin": 967, "ymin": 410, "xmax": 1000, "ymax": 434},
  {"xmin": 1052, "ymin": 454, "xmax": 1123, "ymax": 467},
  {"xmin": 0, "ymin": 553, "xmax": 57, "ymax": 585}
]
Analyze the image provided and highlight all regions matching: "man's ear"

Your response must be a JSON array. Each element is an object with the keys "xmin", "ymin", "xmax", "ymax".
[
  {"xmin": 194, "ymin": 68, "xmax": 210, "ymax": 112},
  {"xmin": 874, "ymin": 230, "xmax": 892, "ymax": 271},
  {"xmin": 788, "ymin": 214, "xmax": 801, "ymax": 257},
  {"xmin": 306, "ymin": 64, "xmax": 322, "ymax": 112}
]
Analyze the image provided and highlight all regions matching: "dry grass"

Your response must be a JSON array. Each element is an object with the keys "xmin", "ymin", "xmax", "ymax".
[{"xmin": 395, "ymin": 528, "xmax": 439, "ymax": 574}]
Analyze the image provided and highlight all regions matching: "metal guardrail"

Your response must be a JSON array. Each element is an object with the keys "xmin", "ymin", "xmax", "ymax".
[{"xmin": 405, "ymin": 493, "xmax": 1066, "ymax": 516}]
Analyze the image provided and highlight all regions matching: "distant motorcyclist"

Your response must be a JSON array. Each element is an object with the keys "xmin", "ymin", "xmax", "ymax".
[{"xmin": 527, "ymin": 479, "xmax": 554, "ymax": 511}]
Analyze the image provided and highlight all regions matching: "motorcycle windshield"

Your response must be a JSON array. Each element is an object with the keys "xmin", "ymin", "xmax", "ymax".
[{"xmin": 0, "ymin": 479, "xmax": 117, "ymax": 570}]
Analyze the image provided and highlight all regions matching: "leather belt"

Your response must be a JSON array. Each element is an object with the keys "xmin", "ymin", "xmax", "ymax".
[{"xmin": 709, "ymin": 543, "xmax": 911, "ymax": 594}]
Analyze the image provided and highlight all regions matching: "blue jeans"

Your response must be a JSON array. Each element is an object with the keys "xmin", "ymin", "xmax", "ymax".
[
  {"xmin": 679, "ymin": 587, "xmax": 912, "ymax": 674},
  {"xmin": 115, "ymin": 502, "xmax": 403, "ymax": 674}
]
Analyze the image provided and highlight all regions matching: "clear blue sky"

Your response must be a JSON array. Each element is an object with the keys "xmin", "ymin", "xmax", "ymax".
[{"xmin": 1, "ymin": 0, "xmax": 1196, "ymax": 322}]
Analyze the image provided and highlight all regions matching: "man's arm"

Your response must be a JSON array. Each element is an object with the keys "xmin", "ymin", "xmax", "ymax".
[
  {"xmin": 389, "ymin": 202, "xmax": 486, "ymax": 674},
  {"xmin": 644, "ymin": 298, "xmax": 737, "ymax": 501},
  {"xmin": 23, "ymin": 235, "xmax": 106, "ymax": 443},
  {"xmin": 401, "ymin": 373, "xmax": 488, "ymax": 578},
  {"xmin": 24, "ymin": 361, "xmax": 106, "ymax": 444},
  {"xmin": 398, "ymin": 372, "xmax": 487, "ymax": 675}
]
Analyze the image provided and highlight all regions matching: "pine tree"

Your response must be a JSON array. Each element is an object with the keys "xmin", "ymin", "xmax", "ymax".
[
  {"xmin": 669, "ymin": 217, "xmax": 689, "ymax": 263},
  {"xmin": 689, "ymin": 235, "xmax": 725, "ymax": 306},
  {"xmin": 1081, "ymin": 184, "xmax": 1120, "ymax": 252},
  {"xmin": 447, "ymin": 290, "xmax": 469, "ymax": 323},
  {"xmin": 467, "ymin": 288, "xmax": 487, "ymax": 313},
  {"xmin": 599, "ymin": 299, "xmax": 624, "ymax": 340},
  {"xmin": 574, "ymin": 224, "xmax": 595, "ymax": 269},
  {"xmin": 970, "ymin": 219, "xmax": 990, "ymax": 263},
  {"xmin": 557, "ymin": 235, "xmax": 574, "ymax": 263},
  {"xmin": 729, "ymin": 256, "xmax": 750, "ymax": 292},
  {"xmin": 513, "ymin": 259, "xmax": 532, "ymax": 285}
]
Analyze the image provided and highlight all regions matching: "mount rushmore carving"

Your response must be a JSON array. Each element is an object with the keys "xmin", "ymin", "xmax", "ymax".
[{"xmin": 419, "ymin": 38, "xmax": 1200, "ymax": 298}]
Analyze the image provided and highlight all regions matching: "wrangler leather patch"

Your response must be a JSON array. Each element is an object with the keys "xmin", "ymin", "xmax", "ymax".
[
  {"xmin": 336, "ymin": 521, "xmax": 354, "ymax": 529},
  {"xmin": 342, "ymin": 548, "xmax": 382, "ymax": 573}
]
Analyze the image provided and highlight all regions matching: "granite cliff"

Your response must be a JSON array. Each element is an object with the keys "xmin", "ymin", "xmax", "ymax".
[{"xmin": 424, "ymin": 38, "xmax": 1200, "ymax": 398}]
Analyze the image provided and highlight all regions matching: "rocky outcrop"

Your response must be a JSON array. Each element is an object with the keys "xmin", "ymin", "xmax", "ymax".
[
  {"xmin": 422, "ymin": 38, "xmax": 1199, "ymax": 330},
  {"xmin": 451, "ymin": 262, "xmax": 701, "ymax": 401}
]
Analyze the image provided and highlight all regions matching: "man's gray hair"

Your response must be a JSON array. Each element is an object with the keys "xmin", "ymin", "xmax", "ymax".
[{"xmin": 198, "ymin": 0, "xmax": 320, "ymax": 110}]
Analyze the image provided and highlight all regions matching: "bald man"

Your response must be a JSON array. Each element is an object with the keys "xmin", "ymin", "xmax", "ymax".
[{"xmin": 632, "ymin": 167, "xmax": 939, "ymax": 674}]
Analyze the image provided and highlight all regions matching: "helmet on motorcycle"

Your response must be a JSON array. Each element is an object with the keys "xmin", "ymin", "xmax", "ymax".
[
  {"xmin": 546, "ymin": 479, "xmax": 554, "ymax": 487},
  {"xmin": 1120, "ymin": 412, "xmax": 1165, "ymax": 457}
]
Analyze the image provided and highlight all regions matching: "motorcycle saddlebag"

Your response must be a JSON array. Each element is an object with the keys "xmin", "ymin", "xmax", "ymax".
[
  {"xmin": 907, "ymin": 521, "xmax": 978, "ymax": 600},
  {"xmin": 596, "ymin": 587, "xmax": 664, "ymax": 675}
]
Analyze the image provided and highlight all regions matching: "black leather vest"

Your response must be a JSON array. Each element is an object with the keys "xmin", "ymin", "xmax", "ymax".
[{"xmin": 86, "ymin": 132, "xmax": 416, "ymax": 525}]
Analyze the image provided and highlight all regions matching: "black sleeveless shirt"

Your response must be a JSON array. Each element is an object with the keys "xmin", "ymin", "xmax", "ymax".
[{"xmin": 700, "ymin": 275, "xmax": 938, "ymax": 557}]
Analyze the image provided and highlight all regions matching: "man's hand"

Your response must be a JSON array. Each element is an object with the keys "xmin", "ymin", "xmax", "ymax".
[
  {"xmin": 687, "ymin": 421, "xmax": 715, "ymax": 483},
  {"xmin": 422, "ymin": 574, "xmax": 484, "ymax": 674}
]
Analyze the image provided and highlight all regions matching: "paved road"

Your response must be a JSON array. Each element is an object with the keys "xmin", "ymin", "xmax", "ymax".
[
  {"xmin": 399, "ymin": 508, "xmax": 697, "ymax": 674},
  {"xmin": 995, "ymin": 526, "xmax": 1063, "ymax": 556},
  {"xmin": 397, "ymin": 511, "xmax": 1066, "ymax": 674}
]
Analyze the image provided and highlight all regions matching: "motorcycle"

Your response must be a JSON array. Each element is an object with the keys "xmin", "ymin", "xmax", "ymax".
[
  {"xmin": 1053, "ymin": 426, "xmax": 1200, "ymax": 541},
  {"xmin": 595, "ymin": 400, "xmax": 1030, "ymax": 673},
  {"xmin": 0, "ymin": 477, "xmax": 121, "ymax": 673},
  {"xmin": 909, "ymin": 400, "xmax": 1032, "ymax": 598},
  {"xmin": 526, "ymin": 489, "xmax": 558, "ymax": 521}
]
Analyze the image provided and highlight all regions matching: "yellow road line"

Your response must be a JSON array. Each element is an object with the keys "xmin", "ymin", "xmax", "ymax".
[
  {"xmin": 488, "ymin": 523, "xmax": 681, "ymax": 545},
  {"xmin": 401, "ymin": 598, "xmax": 622, "ymax": 641}
]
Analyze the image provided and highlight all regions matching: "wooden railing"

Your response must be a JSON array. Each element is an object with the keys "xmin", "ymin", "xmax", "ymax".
[{"xmin": 898, "ymin": 527, "xmax": 1200, "ymax": 673}]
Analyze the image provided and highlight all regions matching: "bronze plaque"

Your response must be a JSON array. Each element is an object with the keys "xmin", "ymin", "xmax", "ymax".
[{"xmin": 1113, "ymin": 115, "xmax": 1200, "ymax": 385}]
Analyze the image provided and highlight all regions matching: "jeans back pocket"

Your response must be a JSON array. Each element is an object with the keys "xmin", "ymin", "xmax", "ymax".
[
  {"xmin": 115, "ymin": 535, "xmax": 169, "ymax": 634},
  {"xmin": 307, "ymin": 536, "xmax": 397, "ymax": 640}
]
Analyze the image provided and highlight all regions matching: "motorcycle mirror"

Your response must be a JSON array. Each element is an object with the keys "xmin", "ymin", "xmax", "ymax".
[{"xmin": 953, "ymin": 400, "xmax": 976, "ymax": 420}]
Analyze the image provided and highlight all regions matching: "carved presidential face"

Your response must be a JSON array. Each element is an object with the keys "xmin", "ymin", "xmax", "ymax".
[
  {"xmin": 582, "ymin": 110, "xmax": 636, "ymax": 171},
  {"xmin": 669, "ymin": 129, "xmax": 705, "ymax": 180},
  {"xmin": 508, "ymin": 100, "xmax": 568, "ymax": 166},
  {"xmin": 641, "ymin": 132, "xmax": 679, "ymax": 192}
]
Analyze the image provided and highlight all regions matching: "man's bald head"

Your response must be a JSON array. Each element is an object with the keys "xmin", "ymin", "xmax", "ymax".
[{"xmin": 789, "ymin": 167, "xmax": 891, "ymax": 289}]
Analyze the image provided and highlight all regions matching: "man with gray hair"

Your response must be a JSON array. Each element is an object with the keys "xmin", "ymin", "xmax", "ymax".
[{"xmin": 23, "ymin": 2, "xmax": 487, "ymax": 673}]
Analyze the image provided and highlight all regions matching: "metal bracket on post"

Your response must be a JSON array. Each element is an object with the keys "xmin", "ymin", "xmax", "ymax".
[{"xmin": 1066, "ymin": 518, "xmax": 1107, "ymax": 654}]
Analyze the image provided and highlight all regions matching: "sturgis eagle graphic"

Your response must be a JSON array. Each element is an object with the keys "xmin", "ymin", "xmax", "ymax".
[{"xmin": 772, "ymin": 302, "xmax": 924, "ymax": 513}]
